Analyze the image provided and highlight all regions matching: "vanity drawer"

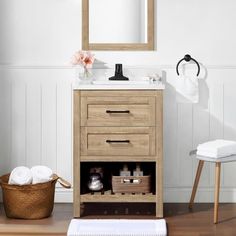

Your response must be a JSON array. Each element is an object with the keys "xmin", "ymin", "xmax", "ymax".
[
  {"xmin": 81, "ymin": 127, "xmax": 155, "ymax": 156},
  {"xmin": 80, "ymin": 96, "xmax": 156, "ymax": 126}
]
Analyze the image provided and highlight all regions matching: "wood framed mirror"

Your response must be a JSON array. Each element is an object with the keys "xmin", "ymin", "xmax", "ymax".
[{"xmin": 82, "ymin": 0, "xmax": 154, "ymax": 51}]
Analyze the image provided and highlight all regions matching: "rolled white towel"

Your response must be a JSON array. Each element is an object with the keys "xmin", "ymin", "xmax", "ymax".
[
  {"xmin": 31, "ymin": 165, "xmax": 53, "ymax": 184},
  {"xmin": 197, "ymin": 139, "xmax": 236, "ymax": 158},
  {"xmin": 8, "ymin": 166, "xmax": 32, "ymax": 185}
]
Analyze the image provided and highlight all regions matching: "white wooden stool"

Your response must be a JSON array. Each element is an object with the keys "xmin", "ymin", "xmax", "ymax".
[{"xmin": 189, "ymin": 154, "xmax": 236, "ymax": 224}]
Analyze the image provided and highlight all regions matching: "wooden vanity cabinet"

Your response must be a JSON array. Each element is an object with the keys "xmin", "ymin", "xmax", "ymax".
[{"xmin": 73, "ymin": 90, "xmax": 163, "ymax": 218}]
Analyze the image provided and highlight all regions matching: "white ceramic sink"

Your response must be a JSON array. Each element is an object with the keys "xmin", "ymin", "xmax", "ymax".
[
  {"xmin": 92, "ymin": 80, "xmax": 151, "ymax": 85},
  {"xmin": 74, "ymin": 79, "xmax": 165, "ymax": 90}
]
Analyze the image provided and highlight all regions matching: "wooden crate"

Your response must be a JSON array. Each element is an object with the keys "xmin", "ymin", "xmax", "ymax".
[{"xmin": 112, "ymin": 175, "xmax": 151, "ymax": 194}]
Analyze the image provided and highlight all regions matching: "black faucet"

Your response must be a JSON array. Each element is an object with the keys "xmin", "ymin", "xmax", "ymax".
[{"xmin": 109, "ymin": 64, "xmax": 129, "ymax": 81}]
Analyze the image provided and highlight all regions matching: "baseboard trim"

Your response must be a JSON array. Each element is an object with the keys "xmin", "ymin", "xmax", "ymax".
[
  {"xmin": 53, "ymin": 187, "xmax": 236, "ymax": 203},
  {"xmin": 165, "ymin": 187, "xmax": 236, "ymax": 203},
  {"xmin": 54, "ymin": 188, "xmax": 73, "ymax": 202}
]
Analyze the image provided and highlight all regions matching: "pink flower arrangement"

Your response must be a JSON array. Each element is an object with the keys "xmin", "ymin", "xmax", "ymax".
[
  {"xmin": 71, "ymin": 50, "xmax": 95, "ymax": 69},
  {"xmin": 71, "ymin": 51, "xmax": 95, "ymax": 80}
]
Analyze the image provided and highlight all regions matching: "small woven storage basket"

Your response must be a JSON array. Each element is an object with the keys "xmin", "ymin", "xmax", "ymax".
[{"xmin": 0, "ymin": 173, "xmax": 71, "ymax": 219}]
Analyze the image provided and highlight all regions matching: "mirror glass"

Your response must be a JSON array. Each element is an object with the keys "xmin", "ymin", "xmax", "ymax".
[{"xmin": 89, "ymin": 0, "xmax": 148, "ymax": 44}]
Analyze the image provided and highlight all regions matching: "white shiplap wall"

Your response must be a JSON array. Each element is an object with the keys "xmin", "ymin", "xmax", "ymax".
[
  {"xmin": 1, "ymin": 66, "xmax": 236, "ymax": 202},
  {"xmin": 0, "ymin": 68, "xmax": 75, "ymax": 201}
]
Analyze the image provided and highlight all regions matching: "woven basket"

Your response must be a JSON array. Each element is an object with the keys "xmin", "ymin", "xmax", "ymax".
[{"xmin": 0, "ymin": 173, "xmax": 71, "ymax": 219}]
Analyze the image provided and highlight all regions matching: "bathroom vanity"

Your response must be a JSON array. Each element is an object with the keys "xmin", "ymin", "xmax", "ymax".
[{"xmin": 73, "ymin": 82, "xmax": 164, "ymax": 218}]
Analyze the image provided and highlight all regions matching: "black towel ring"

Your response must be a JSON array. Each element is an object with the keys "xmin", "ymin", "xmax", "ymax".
[{"xmin": 176, "ymin": 54, "xmax": 200, "ymax": 77}]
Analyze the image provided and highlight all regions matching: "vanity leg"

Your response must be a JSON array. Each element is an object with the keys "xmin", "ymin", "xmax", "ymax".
[
  {"xmin": 73, "ymin": 91, "xmax": 81, "ymax": 217},
  {"xmin": 156, "ymin": 161, "xmax": 163, "ymax": 218},
  {"xmin": 156, "ymin": 91, "xmax": 163, "ymax": 218}
]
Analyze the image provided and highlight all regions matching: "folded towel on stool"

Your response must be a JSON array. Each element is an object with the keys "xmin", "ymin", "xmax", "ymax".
[
  {"xmin": 31, "ymin": 165, "xmax": 53, "ymax": 184},
  {"xmin": 197, "ymin": 154, "xmax": 236, "ymax": 163},
  {"xmin": 8, "ymin": 166, "xmax": 32, "ymax": 185},
  {"xmin": 197, "ymin": 139, "xmax": 236, "ymax": 158}
]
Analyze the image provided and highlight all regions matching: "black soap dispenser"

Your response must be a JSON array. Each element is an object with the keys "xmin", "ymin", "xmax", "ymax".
[{"xmin": 109, "ymin": 64, "xmax": 129, "ymax": 81}]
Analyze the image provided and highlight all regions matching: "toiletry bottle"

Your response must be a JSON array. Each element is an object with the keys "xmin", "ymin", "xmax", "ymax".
[
  {"xmin": 120, "ymin": 164, "xmax": 131, "ymax": 177},
  {"xmin": 133, "ymin": 163, "xmax": 143, "ymax": 177}
]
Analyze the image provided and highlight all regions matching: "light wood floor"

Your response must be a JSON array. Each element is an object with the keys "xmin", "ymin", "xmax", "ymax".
[{"xmin": 1, "ymin": 203, "xmax": 236, "ymax": 235}]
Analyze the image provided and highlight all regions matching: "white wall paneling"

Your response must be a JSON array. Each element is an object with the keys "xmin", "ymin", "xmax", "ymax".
[
  {"xmin": 0, "ymin": 68, "xmax": 75, "ymax": 202},
  {"xmin": 26, "ymin": 80, "xmax": 41, "ymax": 167},
  {"xmin": 1, "ymin": 66, "xmax": 236, "ymax": 202}
]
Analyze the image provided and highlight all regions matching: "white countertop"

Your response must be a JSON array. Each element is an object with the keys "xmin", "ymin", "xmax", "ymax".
[{"xmin": 73, "ymin": 81, "xmax": 165, "ymax": 90}]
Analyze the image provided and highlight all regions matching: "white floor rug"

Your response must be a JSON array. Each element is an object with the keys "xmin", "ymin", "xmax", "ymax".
[{"xmin": 67, "ymin": 219, "xmax": 167, "ymax": 236}]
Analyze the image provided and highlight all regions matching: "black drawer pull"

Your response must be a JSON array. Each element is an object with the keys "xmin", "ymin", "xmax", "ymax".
[
  {"xmin": 106, "ymin": 140, "xmax": 130, "ymax": 143},
  {"xmin": 106, "ymin": 110, "xmax": 130, "ymax": 114}
]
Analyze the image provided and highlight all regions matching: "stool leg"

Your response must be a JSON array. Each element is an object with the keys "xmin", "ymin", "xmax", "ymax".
[
  {"xmin": 214, "ymin": 162, "xmax": 221, "ymax": 224},
  {"xmin": 189, "ymin": 160, "xmax": 204, "ymax": 209}
]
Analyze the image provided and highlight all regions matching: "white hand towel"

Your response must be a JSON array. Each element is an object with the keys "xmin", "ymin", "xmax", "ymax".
[
  {"xmin": 197, "ymin": 139, "xmax": 236, "ymax": 158},
  {"xmin": 31, "ymin": 165, "xmax": 53, "ymax": 184},
  {"xmin": 8, "ymin": 166, "xmax": 32, "ymax": 185},
  {"xmin": 176, "ymin": 75, "xmax": 199, "ymax": 103}
]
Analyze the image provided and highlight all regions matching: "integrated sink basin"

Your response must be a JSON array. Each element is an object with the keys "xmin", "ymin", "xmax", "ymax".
[
  {"xmin": 74, "ymin": 79, "xmax": 165, "ymax": 90},
  {"xmin": 92, "ymin": 80, "xmax": 151, "ymax": 85}
]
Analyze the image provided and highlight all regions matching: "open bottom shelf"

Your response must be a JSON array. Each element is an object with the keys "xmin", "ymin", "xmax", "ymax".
[{"xmin": 81, "ymin": 190, "xmax": 156, "ymax": 203}]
